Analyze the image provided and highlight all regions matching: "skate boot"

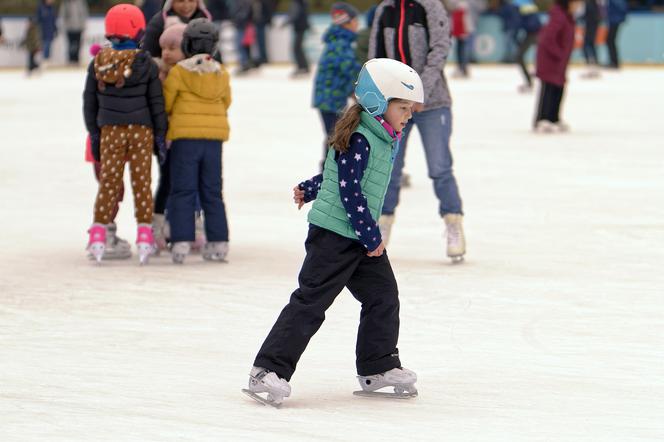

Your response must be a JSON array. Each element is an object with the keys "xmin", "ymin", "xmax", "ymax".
[
  {"xmin": 554, "ymin": 121, "xmax": 570, "ymax": 132},
  {"xmin": 354, "ymin": 367, "xmax": 418, "ymax": 399},
  {"xmin": 136, "ymin": 224, "xmax": 154, "ymax": 265},
  {"xmin": 378, "ymin": 214, "xmax": 395, "ymax": 245},
  {"xmin": 242, "ymin": 366, "xmax": 291, "ymax": 407},
  {"xmin": 152, "ymin": 214, "xmax": 168, "ymax": 255},
  {"xmin": 191, "ymin": 212, "xmax": 207, "ymax": 252},
  {"xmin": 202, "ymin": 241, "xmax": 228, "ymax": 262},
  {"xmin": 87, "ymin": 223, "xmax": 106, "ymax": 263},
  {"xmin": 534, "ymin": 120, "xmax": 556, "ymax": 133},
  {"xmin": 171, "ymin": 241, "xmax": 190, "ymax": 264},
  {"xmin": 444, "ymin": 213, "xmax": 466, "ymax": 263},
  {"xmin": 104, "ymin": 223, "xmax": 132, "ymax": 259}
]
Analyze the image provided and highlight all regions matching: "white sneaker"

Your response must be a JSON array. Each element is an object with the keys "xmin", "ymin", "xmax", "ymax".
[
  {"xmin": 202, "ymin": 241, "xmax": 228, "ymax": 261},
  {"xmin": 378, "ymin": 214, "xmax": 395, "ymax": 245},
  {"xmin": 357, "ymin": 367, "xmax": 417, "ymax": 393},
  {"xmin": 171, "ymin": 241, "xmax": 190, "ymax": 264},
  {"xmin": 444, "ymin": 213, "xmax": 466, "ymax": 261},
  {"xmin": 248, "ymin": 366, "xmax": 291, "ymax": 404}
]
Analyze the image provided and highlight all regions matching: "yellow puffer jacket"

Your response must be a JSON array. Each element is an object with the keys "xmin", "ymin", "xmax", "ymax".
[{"xmin": 163, "ymin": 54, "xmax": 231, "ymax": 141}]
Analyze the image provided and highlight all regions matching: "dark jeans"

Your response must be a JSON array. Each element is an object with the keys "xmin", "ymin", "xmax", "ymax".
[
  {"xmin": 535, "ymin": 81, "xmax": 565, "ymax": 125},
  {"xmin": 67, "ymin": 30, "xmax": 82, "ymax": 63},
  {"xmin": 27, "ymin": 51, "xmax": 40, "ymax": 72},
  {"xmin": 607, "ymin": 23, "xmax": 622, "ymax": 68},
  {"xmin": 516, "ymin": 32, "xmax": 538, "ymax": 87},
  {"xmin": 169, "ymin": 139, "xmax": 228, "ymax": 242},
  {"xmin": 455, "ymin": 37, "xmax": 468, "ymax": 75},
  {"xmin": 254, "ymin": 225, "xmax": 402, "ymax": 381},
  {"xmin": 319, "ymin": 110, "xmax": 338, "ymax": 169},
  {"xmin": 42, "ymin": 38, "xmax": 53, "ymax": 59},
  {"xmin": 255, "ymin": 23, "xmax": 268, "ymax": 64},
  {"xmin": 583, "ymin": 21, "xmax": 599, "ymax": 65},
  {"xmin": 293, "ymin": 29, "xmax": 308, "ymax": 71}
]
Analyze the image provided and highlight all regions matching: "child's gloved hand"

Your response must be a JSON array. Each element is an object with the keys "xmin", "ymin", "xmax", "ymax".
[
  {"xmin": 293, "ymin": 186, "xmax": 305, "ymax": 210},
  {"xmin": 154, "ymin": 136, "xmax": 167, "ymax": 165},
  {"xmin": 90, "ymin": 132, "xmax": 101, "ymax": 162}
]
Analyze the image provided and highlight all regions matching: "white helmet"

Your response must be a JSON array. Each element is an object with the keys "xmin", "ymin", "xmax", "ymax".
[{"xmin": 355, "ymin": 58, "xmax": 424, "ymax": 117}]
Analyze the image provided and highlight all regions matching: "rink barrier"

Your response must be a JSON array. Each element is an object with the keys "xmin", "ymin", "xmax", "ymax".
[{"xmin": 0, "ymin": 12, "xmax": 662, "ymax": 68}]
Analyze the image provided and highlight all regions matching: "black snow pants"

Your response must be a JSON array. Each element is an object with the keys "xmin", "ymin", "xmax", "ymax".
[{"xmin": 254, "ymin": 224, "xmax": 401, "ymax": 381}]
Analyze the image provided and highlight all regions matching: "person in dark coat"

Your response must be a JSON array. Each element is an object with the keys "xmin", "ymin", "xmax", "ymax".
[
  {"xmin": 229, "ymin": 0, "xmax": 254, "ymax": 73},
  {"xmin": 142, "ymin": 0, "xmax": 212, "ymax": 58},
  {"xmin": 533, "ymin": 0, "xmax": 583, "ymax": 132},
  {"xmin": 284, "ymin": 0, "xmax": 310, "ymax": 76},
  {"xmin": 21, "ymin": 16, "xmax": 42, "ymax": 74},
  {"xmin": 515, "ymin": 0, "xmax": 542, "ymax": 92},
  {"xmin": 254, "ymin": 0, "xmax": 279, "ymax": 65},
  {"xmin": 581, "ymin": 0, "xmax": 601, "ymax": 77},
  {"xmin": 606, "ymin": 0, "xmax": 627, "ymax": 68},
  {"xmin": 36, "ymin": 0, "xmax": 57, "ymax": 61}
]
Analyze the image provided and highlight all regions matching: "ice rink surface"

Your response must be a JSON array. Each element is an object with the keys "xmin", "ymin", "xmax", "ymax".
[{"xmin": 1, "ymin": 65, "xmax": 663, "ymax": 441}]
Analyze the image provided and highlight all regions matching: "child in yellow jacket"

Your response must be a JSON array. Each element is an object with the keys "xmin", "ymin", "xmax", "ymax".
[{"xmin": 163, "ymin": 18, "xmax": 232, "ymax": 264}]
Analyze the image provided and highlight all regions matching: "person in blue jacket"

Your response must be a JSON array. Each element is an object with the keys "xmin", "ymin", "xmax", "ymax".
[
  {"xmin": 36, "ymin": 0, "xmax": 57, "ymax": 62},
  {"xmin": 312, "ymin": 2, "xmax": 362, "ymax": 168},
  {"xmin": 606, "ymin": 0, "xmax": 628, "ymax": 68}
]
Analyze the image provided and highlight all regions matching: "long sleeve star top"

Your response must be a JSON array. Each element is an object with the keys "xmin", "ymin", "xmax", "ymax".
[{"xmin": 298, "ymin": 132, "xmax": 383, "ymax": 251}]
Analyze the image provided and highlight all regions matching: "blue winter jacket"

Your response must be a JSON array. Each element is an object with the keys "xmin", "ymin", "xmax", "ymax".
[
  {"xmin": 313, "ymin": 25, "xmax": 361, "ymax": 113},
  {"xmin": 607, "ymin": 0, "xmax": 628, "ymax": 25},
  {"xmin": 36, "ymin": 2, "xmax": 57, "ymax": 40}
]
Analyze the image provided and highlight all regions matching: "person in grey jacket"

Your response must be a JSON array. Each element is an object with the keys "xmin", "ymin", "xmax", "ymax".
[
  {"xmin": 369, "ymin": 0, "xmax": 466, "ymax": 262},
  {"xmin": 59, "ymin": 0, "xmax": 88, "ymax": 64}
]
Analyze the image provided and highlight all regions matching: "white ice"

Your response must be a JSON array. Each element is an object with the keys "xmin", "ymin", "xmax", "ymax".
[{"xmin": 1, "ymin": 65, "xmax": 664, "ymax": 441}]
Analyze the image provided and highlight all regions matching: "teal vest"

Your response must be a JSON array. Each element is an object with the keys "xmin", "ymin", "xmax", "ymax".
[{"xmin": 307, "ymin": 112, "xmax": 397, "ymax": 241}]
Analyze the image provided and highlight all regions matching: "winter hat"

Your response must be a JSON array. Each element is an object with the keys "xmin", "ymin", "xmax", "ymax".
[
  {"xmin": 162, "ymin": 0, "xmax": 211, "ymax": 21},
  {"xmin": 330, "ymin": 2, "xmax": 360, "ymax": 26},
  {"xmin": 159, "ymin": 22, "xmax": 186, "ymax": 49}
]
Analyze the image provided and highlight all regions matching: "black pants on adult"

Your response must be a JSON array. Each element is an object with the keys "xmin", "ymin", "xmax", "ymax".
[
  {"xmin": 516, "ymin": 32, "xmax": 538, "ymax": 87},
  {"xmin": 254, "ymin": 225, "xmax": 401, "ymax": 381},
  {"xmin": 583, "ymin": 21, "xmax": 599, "ymax": 65},
  {"xmin": 607, "ymin": 23, "xmax": 622, "ymax": 68},
  {"xmin": 293, "ymin": 29, "xmax": 309, "ymax": 71},
  {"xmin": 535, "ymin": 81, "xmax": 565, "ymax": 126},
  {"xmin": 67, "ymin": 31, "xmax": 82, "ymax": 64},
  {"xmin": 455, "ymin": 38, "xmax": 468, "ymax": 76}
]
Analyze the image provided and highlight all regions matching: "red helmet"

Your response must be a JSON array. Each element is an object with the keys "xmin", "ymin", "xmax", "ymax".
[{"xmin": 104, "ymin": 4, "xmax": 146, "ymax": 40}]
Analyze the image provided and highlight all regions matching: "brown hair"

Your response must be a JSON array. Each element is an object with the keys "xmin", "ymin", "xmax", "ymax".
[{"xmin": 329, "ymin": 103, "xmax": 363, "ymax": 153}]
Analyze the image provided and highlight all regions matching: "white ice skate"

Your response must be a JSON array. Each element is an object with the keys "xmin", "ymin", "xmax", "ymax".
[
  {"xmin": 171, "ymin": 241, "xmax": 190, "ymax": 264},
  {"xmin": 534, "ymin": 120, "xmax": 557, "ymax": 134},
  {"xmin": 242, "ymin": 366, "xmax": 291, "ymax": 408},
  {"xmin": 136, "ymin": 224, "xmax": 154, "ymax": 265},
  {"xmin": 152, "ymin": 214, "xmax": 168, "ymax": 255},
  {"xmin": 444, "ymin": 214, "xmax": 466, "ymax": 263},
  {"xmin": 378, "ymin": 214, "xmax": 395, "ymax": 245},
  {"xmin": 191, "ymin": 212, "xmax": 207, "ymax": 252},
  {"xmin": 353, "ymin": 367, "xmax": 418, "ymax": 399},
  {"xmin": 104, "ymin": 223, "xmax": 132, "ymax": 259},
  {"xmin": 202, "ymin": 241, "xmax": 228, "ymax": 262},
  {"xmin": 86, "ymin": 223, "xmax": 106, "ymax": 264}
]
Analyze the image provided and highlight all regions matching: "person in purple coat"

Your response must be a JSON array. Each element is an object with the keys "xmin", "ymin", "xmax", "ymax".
[{"xmin": 533, "ymin": 0, "xmax": 583, "ymax": 133}]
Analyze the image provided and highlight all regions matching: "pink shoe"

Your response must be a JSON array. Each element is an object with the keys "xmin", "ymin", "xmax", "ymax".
[
  {"xmin": 136, "ymin": 223, "xmax": 154, "ymax": 265},
  {"xmin": 87, "ymin": 223, "xmax": 106, "ymax": 263}
]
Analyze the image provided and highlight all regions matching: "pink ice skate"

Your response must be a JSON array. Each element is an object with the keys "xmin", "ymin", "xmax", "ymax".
[
  {"xmin": 87, "ymin": 223, "xmax": 106, "ymax": 264},
  {"xmin": 136, "ymin": 224, "xmax": 155, "ymax": 265}
]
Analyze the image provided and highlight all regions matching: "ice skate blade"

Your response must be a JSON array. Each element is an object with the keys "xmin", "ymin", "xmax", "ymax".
[
  {"xmin": 241, "ymin": 389, "xmax": 282, "ymax": 408},
  {"xmin": 353, "ymin": 390, "xmax": 418, "ymax": 399}
]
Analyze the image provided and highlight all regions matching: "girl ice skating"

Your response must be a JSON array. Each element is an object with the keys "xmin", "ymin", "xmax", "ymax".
[
  {"xmin": 244, "ymin": 58, "xmax": 423, "ymax": 407},
  {"xmin": 83, "ymin": 4, "xmax": 167, "ymax": 264}
]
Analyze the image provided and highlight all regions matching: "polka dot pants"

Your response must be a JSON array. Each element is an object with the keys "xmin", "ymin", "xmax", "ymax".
[{"xmin": 94, "ymin": 124, "xmax": 154, "ymax": 225}]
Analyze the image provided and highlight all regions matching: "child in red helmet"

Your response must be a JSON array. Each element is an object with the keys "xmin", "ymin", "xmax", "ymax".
[{"xmin": 83, "ymin": 4, "xmax": 168, "ymax": 265}]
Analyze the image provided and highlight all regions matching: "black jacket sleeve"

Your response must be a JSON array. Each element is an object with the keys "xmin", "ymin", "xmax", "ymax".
[
  {"xmin": 142, "ymin": 13, "xmax": 164, "ymax": 58},
  {"xmin": 82, "ymin": 61, "xmax": 100, "ymax": 134},
  {"xmin": 147, "ymin": 60, "xmax": 167, "ymax": 138}
]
